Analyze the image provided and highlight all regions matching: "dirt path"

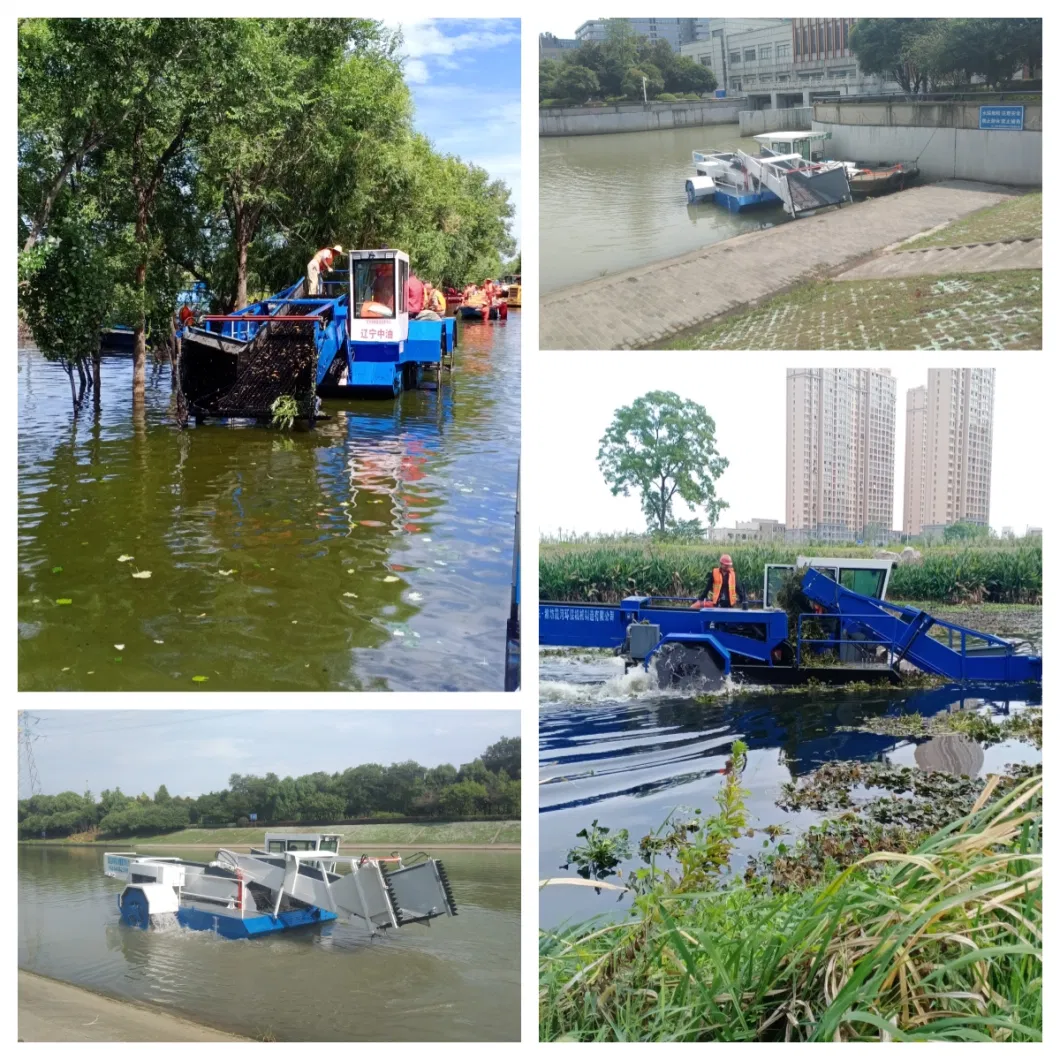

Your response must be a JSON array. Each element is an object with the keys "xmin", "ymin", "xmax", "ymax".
[
  {"xmin": 541, "ymin": 180, "xmax": 1018, "ymax": 350},
  {"xmin": 18, "ymin": 970, "xmax": 248, "ymax": 1042}
]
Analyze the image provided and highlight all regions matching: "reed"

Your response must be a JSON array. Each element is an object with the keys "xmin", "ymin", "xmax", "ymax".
[
  {"xmin": 540, "ymin": 775, "xmax": 1042, "ymax": 1042},
  {"xmin": 539, "ymin": 541, "xmax": 1042, "ymax": 605}
]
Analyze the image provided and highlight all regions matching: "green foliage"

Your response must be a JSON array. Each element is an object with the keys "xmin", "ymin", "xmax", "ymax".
[
  {"xmin": 551, "ymin": 64, "xmax": 600, "ymax": 105},
  {"xmin": 539, "ymin": 539, "xmax": 1042, "ymax": 605},
  {"xmin": 850, "ymin": 18, "xmax": 1041, "ymax": 91},
  {"xmin": 541, "ymin": 775, "xmax": 1042, "ymax": 1041},
  {"xmin": 18, "ymin": 736, "xmax": 521, "ymax": 839},
  {"xmin": 597, "ymin": 391, "xmax": 729, "ymax": 536},
  {"xmin": 565, "ymin": 820, "xmax": 631, "ymax": 880},
  {"xmin": 18, "ymin": 16, "xmax": 516, "ymax": 386},
  {"xmin": 270, "ymin": 394, "xmax": 299, "ymax": 430},
  {"xmin": 19, "ymin": 204, "xmax": 114, "ymax": 395},
  {"xmin": 537, "ymin": 20, "xmax": 716, "ymax": 102}
]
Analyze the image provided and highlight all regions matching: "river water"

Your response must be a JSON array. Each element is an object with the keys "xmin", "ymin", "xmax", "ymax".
[
  {"xmin": 540, "ymin": 123, "xmax": 787, "ymax": 294},
  {"xmin": 19, "ymin": 846, "xmax": 519, "ymax": 1041},
  {"xmin": 539, "ymin": 643, "xmax": 1042, "ymax": 932},
  {"xmin": 18, "ymin": 314, "xmax": 519, "ymax": 691}
]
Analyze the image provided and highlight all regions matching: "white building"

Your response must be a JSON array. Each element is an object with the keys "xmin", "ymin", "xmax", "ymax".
[
  {"xmin": 786, "ymin": 368, "xmax": 897, "ymax": 545},
  {"xmin": 681, "ymin": 17, "xmax": 900, "ymax": 109},
  {"xmin": 575, "ymin": 18, "xmax": 708, "ymax": 49},
  {"xmin": 707, "ymin": 517, "xmax": 786, "ymax": 543},
  {"xmin": 903, "ymin": 369, "xmax": 995, "ymax": 537}
]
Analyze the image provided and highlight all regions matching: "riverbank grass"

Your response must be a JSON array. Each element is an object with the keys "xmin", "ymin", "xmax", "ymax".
[
  {"xmin": 22, "ymin": 819, "xmax": 520, "ymax": 847},
  {"xmin": 666, "ymin": 269, "xmax": 1041, "ymax": 351},
  {"xmin": 540, "ymin": 775, "xmax": 1041, "ymax": 1041},
  {"xmin": 900, "ymin": 192, "xmax": 1042, "ymax": 250}
]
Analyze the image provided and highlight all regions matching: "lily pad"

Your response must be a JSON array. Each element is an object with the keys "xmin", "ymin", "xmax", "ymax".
[
  {"xmin": 55, "ymin": 598, "xmax": 72, "ymax": 605},
  {"xmin": 117, "ymin": 554, "xmax": 134, "ymax": 563},
  {"xmin": 131, "ymin": 570, "xmax": 152, "ymax": 579},
  {"xmin": 192, "ymin": 675, "xmax": 209, "ymax": 683},
  {"xmin": 51, "ymin": 566, "xmax": 63, "ymax": 574}
]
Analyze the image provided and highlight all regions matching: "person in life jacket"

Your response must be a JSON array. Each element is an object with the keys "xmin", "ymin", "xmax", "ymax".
[
  {"xmin": 420, "ymin": 282, "xmax": 446, "ymax": 320},
  {"xmin": 177, "ymin": 303, "xmax": 197, "ymax": 330},
  {"xmin": 691, "ymin": 554, "xmax": 748, "ymax": 610},
  {"xmin": 307, "ymin": 244, "xmax": 342, "ymax": 296}
]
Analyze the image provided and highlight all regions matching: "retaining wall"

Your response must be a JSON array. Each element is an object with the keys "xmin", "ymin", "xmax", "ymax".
[
  {"xmin": 738, "ymin": 106, "xmax": 813, "ymax": 136},
  {"xmin": 812, "ymin": 100, "xmax": 1042, "ymax": 185},
  {"xmin": 540, "ymin": 99, "xmax": 744, "ymax": 137}
]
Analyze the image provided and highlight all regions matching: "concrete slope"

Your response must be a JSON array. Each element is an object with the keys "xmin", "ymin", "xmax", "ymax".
[
  {"xmin": 541, "ymin": 181, "xmax": 1017, "ymax": 350},
  {"xmin": 836, "ymin": 238, "xmax": 1042, "ymax": 280}
]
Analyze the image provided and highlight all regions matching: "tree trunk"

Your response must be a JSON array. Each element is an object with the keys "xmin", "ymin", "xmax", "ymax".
[
  {"xmin": 133, "ymin": 202, "xmax": 148, "ymax": 403},
  {"xmin": 92, "ymin": 344, "xmax": 102, "ymax": 411},
  {"xmin": 236, "ymin": 231, "xmax": 249, "ymax": 310},
  {"xmin": 66, "ymin": 365, "xmax": 78, "ymax": 412}
]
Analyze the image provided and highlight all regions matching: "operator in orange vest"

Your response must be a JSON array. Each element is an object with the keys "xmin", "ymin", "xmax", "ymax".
[{"xmin": 691, "ymin": 553, "xmax": 748, "ymax": 610}]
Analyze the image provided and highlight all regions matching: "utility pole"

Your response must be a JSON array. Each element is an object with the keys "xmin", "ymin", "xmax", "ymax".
[
  {"xmin": 642, "ymin": 76, "xmax": 648, "ymax": 104},
  {"xmin": 19, "ymin": 711, "xmax": 43, "ymax": 797}
]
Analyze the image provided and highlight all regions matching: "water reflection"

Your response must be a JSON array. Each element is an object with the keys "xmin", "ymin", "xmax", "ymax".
[
  {"xmin": 539, "ymin": 678, "xmax": 1040, "ymax": 929},
  {"xmin": 18, "ymin": 312, "xmax": 519, "ymax": 691}
]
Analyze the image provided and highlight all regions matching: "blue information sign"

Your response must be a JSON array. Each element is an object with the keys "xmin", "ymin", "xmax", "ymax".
[{"xmin": 979, "ymin": 105, "xmax": 1024, "ymax": 131}]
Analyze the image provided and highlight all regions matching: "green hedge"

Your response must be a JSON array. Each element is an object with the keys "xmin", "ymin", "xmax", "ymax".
[{"xmin": 540, "ymin": 542, "xmax": 1042, "ymax": 605}]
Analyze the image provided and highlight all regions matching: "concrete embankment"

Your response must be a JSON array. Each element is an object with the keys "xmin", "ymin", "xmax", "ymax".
[
  {"xmin": 813, "ymin": 100, "xmax": 1042, "ymax": 186},
  {"xmin": 19, "ymin": 970, "xmax": 248, "ymax": 1042},
  {"xmin": 541, "ymin": 180, "xmax": 1018, "ymax": 350},
  {"xmin": 540, "ymin": 99, "xmax": 744, "ymax": 137},
  {"xmin": 738, "ymin": 106, "xmax": 813, "ymax": 136}
]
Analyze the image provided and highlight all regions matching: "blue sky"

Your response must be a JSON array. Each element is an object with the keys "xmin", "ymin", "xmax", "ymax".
[
  {"xmin": 387, "ymin": 19, "xmax": 521, "ymax": 250},
  {"xmin": 20, "ymin": 710, "xmax": 520, "ymax": 799}
]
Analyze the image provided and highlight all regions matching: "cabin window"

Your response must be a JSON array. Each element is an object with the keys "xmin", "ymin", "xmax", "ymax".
[
  {"xmin": 267, "ymin": 840, "xmax": 286, "ymax": 853},
  {"xmin": 286, "ymin": 840, "xmax": 316, "ymax": 851},
  {"xmin": 319, "ymin": 838, "xmax": 339, "ymax": 853},
  {"xmin": 353, "ymin": 259, "xmax": 397, "ymax": 320},
  {"xmin": 840, "ymin": 568, "xmax": 887, "ymax": 599},
  {"xmin": 398, "ymin": 259, "xmax": 408, "ymax": 314}
]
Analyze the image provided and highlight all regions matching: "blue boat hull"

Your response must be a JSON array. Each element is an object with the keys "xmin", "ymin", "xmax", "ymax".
[
  {"xmin": 177, "ymin": 905, "xmax": 338, "ymax": 938},
  {"xmin": 713, "ymin": 186, "xmax": 782, "ymax": 212}
]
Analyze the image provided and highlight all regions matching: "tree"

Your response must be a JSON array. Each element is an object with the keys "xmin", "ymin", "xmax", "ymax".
[
  {"xmin": 849, "ymin": 19, "xmax": 937, "ymax": 94},
  {"xmin": 539, "ymin": 58, "xmax": 561, "ymax": 100},
  {"xmin": 597, "ymin": 391, "xmax": 729, "ymax": 535},
  {"xmin": 621, "ymin": 64, "xmax": 664, "ymax": 102},
  {"xmin": 666, "ymin": 56, "xmax": 717, "ymax": 95},
  {"xmin": 482, "ymin": 736, "xmax": 521, "ymax": 781},
  {"xmin": 944, "ymin": 520, "xmax": 991, "ymax": 543},
  {"xmin": 20, "ymin": 204, "xmax": 114, "ymax": 411},
  {"xmin": 440, "ymin": 780, "xmax": 488, "ymax": 817},
  {"xmin": 153, "ymin": 784, "xmax": 171, "ymax": 804},
  {"xmin": 552, "ymin": 64, "xmax": 600, "ymax": 105},
  {"xmin": 599, "ymin": 20, "xmax": 639, "ymax": 96}
]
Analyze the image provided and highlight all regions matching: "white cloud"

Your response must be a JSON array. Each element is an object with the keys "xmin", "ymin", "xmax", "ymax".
[{"xmin": 387, "ymin": 18, "xmax": 520, "ymax": 83}]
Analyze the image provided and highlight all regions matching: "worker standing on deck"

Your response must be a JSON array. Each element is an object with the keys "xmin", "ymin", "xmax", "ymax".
[
  {"xmin": 407, "ymin": 271, "xmax": 425, "ymax": 316},
  {"xmin": 692, "ymin": 554, "xmax": 748, "ymax": 609},
  {"xmin": 307, "ymin": 244, "xmax": 342, "ymax": 296}
]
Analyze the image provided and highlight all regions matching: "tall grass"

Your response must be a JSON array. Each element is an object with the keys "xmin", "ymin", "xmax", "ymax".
[
  {"xmin": 539, "ymin": 541, "xmax": 1042, "ymax": 605},
  {"xmin": 540, "ymin": 775, "xmax": 1042, "ymax": 1042}
]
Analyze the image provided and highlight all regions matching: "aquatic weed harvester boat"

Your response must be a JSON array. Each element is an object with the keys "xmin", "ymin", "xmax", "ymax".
[
  {"xmin": 177, "ymin": 249, "xmax": 456, "ymax": 421},
  {"xmin": 104, "ymin": 832, "xmax": 457, "ymax": 938},
  {"xmin": 541, "ymin": 558, "xmax": 1041, "ymax": 690}
]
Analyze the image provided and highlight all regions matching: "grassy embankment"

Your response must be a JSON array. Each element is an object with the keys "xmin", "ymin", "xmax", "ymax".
[
  {"xmin": 665, "ymin": 193, "xmax": 1042, "ymax": 351},
  {"xmin": 540, "ymin": 540, "xmax": 1042, "ymax": 606},
  {"xmin": 540, "ymin": 741, "xmax": 1042, "ymax": 1042},
  {"xmin": 22, "ymin": 819, "xmax": 520, "ymax": 848}
]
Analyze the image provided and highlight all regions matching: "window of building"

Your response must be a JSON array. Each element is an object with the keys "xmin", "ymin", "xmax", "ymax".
[
  {"xmin": 699, "ymin": 55, "xmax": 711, "ymax": 67},
  {"xmin": 729, "ymin": 50, "xmax": 741, "ymax": 64},
  {"xmin": 827, "ymin": 21, "xmax": 833, "ymax": 51},
  {"xmin": 744, "ymin": 47, "xmax": 756, "ymax": 62},
  {"xmin": 759, "ymin": 45, "xmax": 772, "ymax": 61},
  {"xmin": 776, "ymin": 42, "xmax": 790, "ymax": 59},
  {"xmin": 731, "ymin": 79, "xmax": 741, "ymax": 90},
  {"xmin": 776, "ymin": 74, "xmax": 789, "ymax": 82},
  {"xmin": 744, "ymin": 75, "xmax": 756, "ymax": 85},
  {"xmin": 712, "ymin": 28, "xmax": 723, "ymax": 39}
]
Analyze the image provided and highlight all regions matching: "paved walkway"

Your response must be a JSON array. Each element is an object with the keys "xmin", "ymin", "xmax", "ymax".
[
  {"xmin": 836, "ymin": 238, "xmax": 1042, "ymax": 280},
  {"xmin": 19, "ymin": 970, "xmax": 248, "ymax": 1042},
  {"xmin": 541, "ymin": 181, "xmax": 1018, "ymax": 350}
]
